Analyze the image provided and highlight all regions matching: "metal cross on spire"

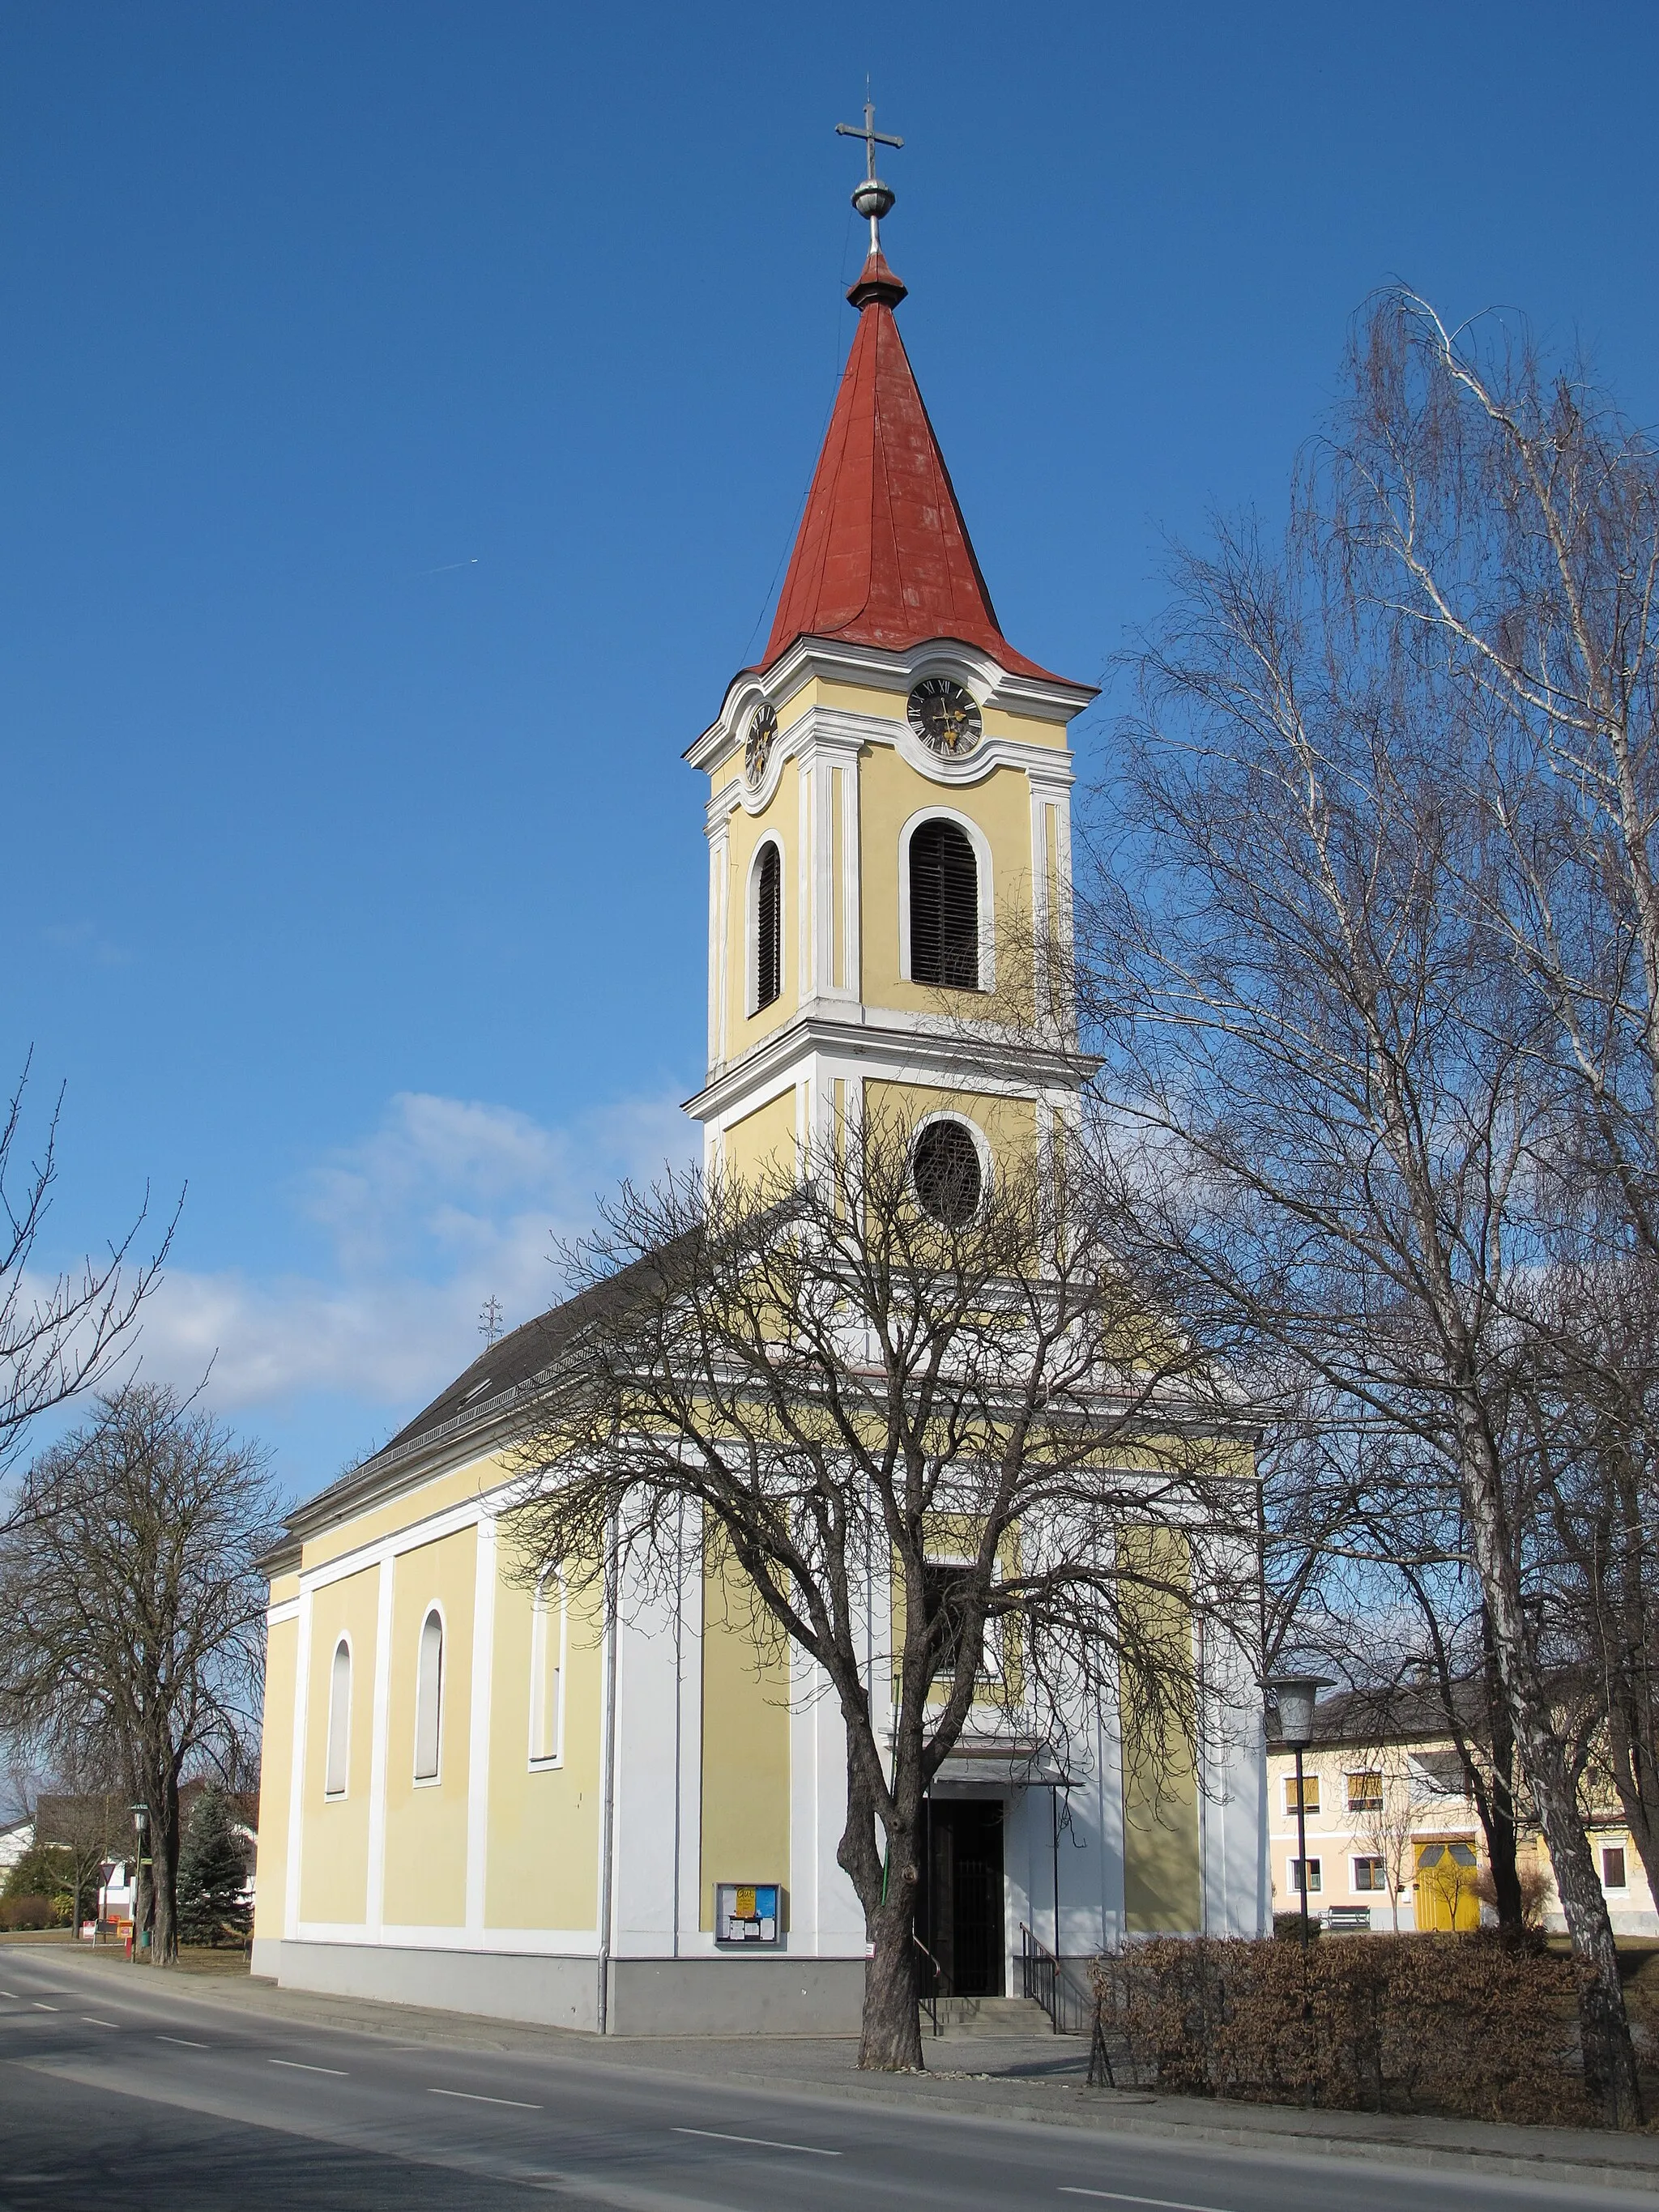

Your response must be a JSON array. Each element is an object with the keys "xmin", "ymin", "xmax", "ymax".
[{"xmin": 836, "ymin": 98, "xmax": 902, "ymax": 252}]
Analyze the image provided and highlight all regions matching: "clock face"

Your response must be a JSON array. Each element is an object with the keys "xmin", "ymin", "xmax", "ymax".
[
  {"xmin": 907, "ymin": 678, "xmax": 983, "ymax": 758},
  {"xmin": 744, "ymin": 702, "xmax": 778, "ymax": 790}
]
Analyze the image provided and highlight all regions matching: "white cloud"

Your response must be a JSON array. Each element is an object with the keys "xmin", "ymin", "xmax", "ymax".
[{"xmin": 126, "ymin": 1091, "xmax": 695, "ymax": 1419}]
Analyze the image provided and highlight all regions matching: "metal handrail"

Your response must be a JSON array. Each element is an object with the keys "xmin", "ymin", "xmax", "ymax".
[
  {"xmin": 1019, "ymin": 1921, "xmax": 1089, "ymax": 2035},
  {"xmin": 911, "ymin": 1933, "xmax": 944, "ymax": 2037}
]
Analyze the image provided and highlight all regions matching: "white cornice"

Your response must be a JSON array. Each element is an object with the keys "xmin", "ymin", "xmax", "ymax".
[
  {"xmin": 685, "ymin": 635, "xmax": 1095, "ymax": 778},
  {"xmin": 702, "ymin": 702, "xmax": 1077, "ymax": 833},
  {"xmin": 685, "ymin": 1006, "xmax": 1098, "ymax": 1123}
]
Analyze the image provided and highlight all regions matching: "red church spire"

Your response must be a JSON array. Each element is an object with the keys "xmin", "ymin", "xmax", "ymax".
[{"xmin": 761, "ymin": 107, "xmax": 1063, "ymax": 683}]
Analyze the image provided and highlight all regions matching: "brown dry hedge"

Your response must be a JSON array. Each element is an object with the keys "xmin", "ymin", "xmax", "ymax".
[
  {"xmin": 0, "ymin": 1894, "xmax": 65, "ymax": 1932},
  {"xmin": 1089, "ymin": 1933, "xmax": 1594, "ymax": 2126}
]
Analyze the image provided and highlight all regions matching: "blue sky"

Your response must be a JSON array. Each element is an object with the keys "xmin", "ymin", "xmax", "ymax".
[{"xmin": 5, "ymin": 1, "xmax": 1657, "ymax": 1501}]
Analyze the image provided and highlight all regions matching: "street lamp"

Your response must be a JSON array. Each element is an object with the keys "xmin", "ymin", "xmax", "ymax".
[
  {"xmin": 1266, "ymin": 1677, "xmax": 1332, "ymax": 1950},
  {"xmin": 130, "ymin": 1803, "xmax": 149, "ymax": 1962}
]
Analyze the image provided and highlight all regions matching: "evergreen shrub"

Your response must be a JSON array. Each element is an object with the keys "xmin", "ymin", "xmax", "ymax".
[{"xmin": 175, "ymin": 1786, "xmax": 250, "ymax": 1946}]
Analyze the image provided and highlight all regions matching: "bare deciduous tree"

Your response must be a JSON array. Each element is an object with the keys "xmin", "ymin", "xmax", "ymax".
[
  {"xmin": 0, "ymin": 1383, "xmax": 275, "ymax": 1964},
  {"xmin": 1328, "ymin": 292, "xmax": 1659, "ymax": 1964},
  {"xmin": 1081, "ymin": 302, "xmax": 1645, "ymax": 2113},
  {"xmin": 505, "ymin": 1119, "xmax": 1259, "ymax": 2072},
  {"xmin": 0, "ymin": 1056, "xmax": 173, "ymax": 1502}
]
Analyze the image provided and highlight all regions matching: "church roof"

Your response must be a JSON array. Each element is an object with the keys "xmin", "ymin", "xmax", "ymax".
[
  {"xmin": 760, "ymin": 246, "xmax": 1066, "ymax": 684},
  {"xmin": 263, "ymin": 1242, "xmax": 697, "ymax": 1562}
]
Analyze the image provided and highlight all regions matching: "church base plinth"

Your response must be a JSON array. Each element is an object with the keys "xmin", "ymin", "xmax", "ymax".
[{"xmin": 252, "ymin": 1939, "xmax": 868, "ymax": 2035}]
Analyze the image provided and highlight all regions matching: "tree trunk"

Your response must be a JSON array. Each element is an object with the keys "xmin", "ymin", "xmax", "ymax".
[
  {"xmin": 152, "ymin": 1769, "xmax": 180, "ymax": 1966},
  {"xmin": 1459, "ymin": 1412, "xmax": 1643, "ymax": 2124},
  {"xmin": 1478, "ymin": 1604, "xmax": 1525, "ymax": 1937},
  {"xmin": 859, "ymin": 1890, "xmax": 924, "ymax": 2072}
]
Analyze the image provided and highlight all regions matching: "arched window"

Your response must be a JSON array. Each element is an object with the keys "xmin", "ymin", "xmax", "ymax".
[
  {"xmin": 414, "ymin": 1607, "xmax": 444, "ymax": 1782},
  {"xmin": 529, "ymin": 1571, "xmax": 565, "ymax": 1767},
  {"xmin": 325, "ymin": 1638, "xmax": 351, "ymax": 1798},
  {"xmin": 909, "ymin": 819, "xmax": 981, "ymax": 990},
  {"xmin": 754, "ymin": 840, "xmax": 782, "ymax": 1012}
]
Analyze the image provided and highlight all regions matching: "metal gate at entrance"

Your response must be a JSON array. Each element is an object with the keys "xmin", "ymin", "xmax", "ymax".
[{"xmin": 918, "ymin": 1798, "xmax": 1005, "ymax": 1997}]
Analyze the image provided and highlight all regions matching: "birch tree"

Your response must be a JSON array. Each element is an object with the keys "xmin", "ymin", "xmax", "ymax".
[{"xmin": 1081, "ymin": 321, "xmax": 1645, "ymax": 2114}]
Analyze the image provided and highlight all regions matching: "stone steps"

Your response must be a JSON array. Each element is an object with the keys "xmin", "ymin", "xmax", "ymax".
[{"xmin": 930, "ymin": 1995, "xmax": 1060, "ymax": 2038}]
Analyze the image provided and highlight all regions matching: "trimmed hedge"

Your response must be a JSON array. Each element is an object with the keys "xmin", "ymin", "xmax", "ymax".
[
  {"xmin": 0, "ymin": 1894, "xmax": 65, "ymax": 1932},
  {"xmin": 1090, "ymin": 1933, "xmax": 1594, "ymax": 2127}
]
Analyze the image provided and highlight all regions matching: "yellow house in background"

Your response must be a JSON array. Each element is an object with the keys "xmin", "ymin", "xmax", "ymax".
[
  {"xmin": 251, "ymin": 186, "xmax": 1269, "ymax": 2035},
  {"xmin": 1265, "ymin": 1681, "xmax": 1654, "ymax": 1937}
]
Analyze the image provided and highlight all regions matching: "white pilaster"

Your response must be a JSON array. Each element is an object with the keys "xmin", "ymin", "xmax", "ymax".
[
  {"xmin": 465, "ymin": 1517, "xmax": 497, "ymax": 1937},
  {"xmin": 365, "ymin": 1551, "xmax": 395, "ymax": 1938},
  {"xmin": 797, "ymin": 762, "xmax": 814, "ymax": 1001},
  {"xmin": 284, "ymin": 1586, "xmax": 313, "ymax": 1942}
]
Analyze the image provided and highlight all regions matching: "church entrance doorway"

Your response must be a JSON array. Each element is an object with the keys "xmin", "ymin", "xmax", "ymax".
[{"xmin": 918, "ymin": 1797, "xmax": 1005, "ymax": 1997}]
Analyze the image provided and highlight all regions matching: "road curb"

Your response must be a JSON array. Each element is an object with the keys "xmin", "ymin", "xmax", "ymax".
[{"xmin": 24, "ymin": 1946, "xmax": 1659, "ymax": 2199}]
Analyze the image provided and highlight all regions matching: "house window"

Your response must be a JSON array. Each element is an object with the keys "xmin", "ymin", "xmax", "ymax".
[
  {"xmin": 1603, "ymin": 1844, "xmax": 1628, "ymax": 1890},
  {"xmin": 1284, "ymin": 1772, "xmax": 1320, "ymax": 1817},
  {"xmin": 324, "ymin": 1638, "xmax": 351, "ymax": 1798},
  {"xmin": 414, "ymin": 1607, "xmax": 444, "ymax": 1782},
  {"xmin": 753, "ymin": 840, "xmax": 782, "ymax": 1012},
  {"xmin": 529, "ymin": 1572, "xmax": 564, "ymax": 1767},
  {"xmin": 1353, "ymin": 1856, "xmax": 1388, "ymax": 1892},
  {"xmin": 909, "ymin": 818, "xmax": 981, "ymax": 990},
  {"xmin": 1347, "ymin": 1771, "xmax": 1384, "ymax": 1813},
  {"xmin": 1290, "ymin": 1857, "xmax": 1322, "ymax": 1894}
]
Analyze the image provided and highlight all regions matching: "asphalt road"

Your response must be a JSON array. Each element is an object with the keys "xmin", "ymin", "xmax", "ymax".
[{"xmin": 0, "ymin": 1947, "xmax": 1643, "ymax": 2212}]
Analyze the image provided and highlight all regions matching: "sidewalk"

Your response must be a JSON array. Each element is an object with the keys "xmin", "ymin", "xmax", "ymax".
[{"xmin": 29, "ymin": 1940, "xmax": 1659, "ymax": 2197}]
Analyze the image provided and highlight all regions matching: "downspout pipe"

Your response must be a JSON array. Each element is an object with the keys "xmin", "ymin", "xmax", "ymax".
[{"xmin": 596, "ymin": 1510, "xmax": 621, "ymax": 2033}]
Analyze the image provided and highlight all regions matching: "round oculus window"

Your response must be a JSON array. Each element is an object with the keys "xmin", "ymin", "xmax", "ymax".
[
  {"xmin": 744, "ymin": 702, "xmax": 778, "ymax": 789},
  {"xmin": 912, "ymin": 1119, "xmax": 983, "ymax": 1225},
  {"xmin": 907, "ymin": 678, "xmax": 983, "ymax": 758}
]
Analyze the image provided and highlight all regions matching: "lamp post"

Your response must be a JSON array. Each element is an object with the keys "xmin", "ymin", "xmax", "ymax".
[
  {"xmin": 130, "ymin": 1803, "xmax": 149, "ymax": 1963},
  {"xmin": 1266, "ymin": 1677, "xmax": 1331, "ymax": 1950}
]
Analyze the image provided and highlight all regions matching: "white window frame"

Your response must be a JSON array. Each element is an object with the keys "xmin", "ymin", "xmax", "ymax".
[
  {"xmin": 1289, "ymin": 1856, "xmax": 1322, "ymax": 1895},
  {"xmin": 898, "ymin": 807, "xmax": 995, "ymax": 992},
  {"xmin": 1283, "ymin": 1771, "xmax": 1320, "ymax": 1818},
  {"xmin": 413, "ymin": 1602, "xmax": 446, "ymax": 1786},
  {"xmin": 1602, "ymin": 1842, "xmax": 1630, "ymax": 1890},
  {"xmin": 324, "ymin": 1634, "xmax": 352, "ymax": 1800},
  {"xmin": 746, "ymin": 833, "xmax": 785, "ymax": 1017},
  {"xmin": 528, "ymin": 1569, "xmax": 567, "ymax": 1770},
  {"xmin": 908, "ymin": 1110, "xmax": 993, "ymax": 1225},
  {"xmin": 919, "ymin": 1552, "xmax": 1003, "ymax": 1684},
  {"xmin": 1351, "ymin": 1854, "xmax": 1388, "ymax": 1894}
]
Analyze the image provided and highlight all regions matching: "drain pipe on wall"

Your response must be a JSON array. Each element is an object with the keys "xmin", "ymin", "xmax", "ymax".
[{"xmin": 596, "ymin": 1508, "xmax": 621, "ymax": 2035}]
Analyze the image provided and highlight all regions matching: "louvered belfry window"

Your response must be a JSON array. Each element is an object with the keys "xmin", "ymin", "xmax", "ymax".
[
  {"xmin": 909, "ymin": 820, "xmax": 980, "ymax": 989},
  {"xmin": 757, "ymin": 842, "xmax": 782, "ymax": 1010}
]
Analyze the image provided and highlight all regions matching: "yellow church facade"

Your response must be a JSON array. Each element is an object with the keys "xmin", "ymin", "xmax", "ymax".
[{"xmin": 250, "ymin": 194, "xmax": 1268, "ymax": 2034}]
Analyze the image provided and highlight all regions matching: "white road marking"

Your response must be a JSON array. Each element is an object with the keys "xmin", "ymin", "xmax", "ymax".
[
  {"xmin": 1, "ymin": 1988, "xmax": 18, "ymax": 1997},
  {"xmin": 81, "ymin": 2018, "xmax": 117, "ymax": 2028},
  {"xmin": 1060, "ymin": 2192, "xmax": 1233, "ymax": 2212},
  {"xmin": 429, "ymin": 2087, "xmax": 542, "ymax": 2110},
  {"xmin": 673, "ymin": 2127, "xmax": 841, "ymax": 2158},
  {"xmin": 32, "ymin": 2002, "xmax": 58, "ymax": 2011},
  {"xmin": 158, "ymin": 2035, "xmax": 208, "ymax": 2048},
  {"xmin": 269, "ymin": 2058, "xmax": 348, "ymax": 2075}
]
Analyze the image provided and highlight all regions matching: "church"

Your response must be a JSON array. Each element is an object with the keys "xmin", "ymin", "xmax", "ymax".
[{"xmin": 250, "ymin": 135, "xmax": 1269, "ymax": 2034}]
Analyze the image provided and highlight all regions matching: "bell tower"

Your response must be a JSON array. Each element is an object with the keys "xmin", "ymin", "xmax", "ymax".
[{"xmin": 684, "ymin": 114, "xmax": 1096, "ymax": 1200}]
